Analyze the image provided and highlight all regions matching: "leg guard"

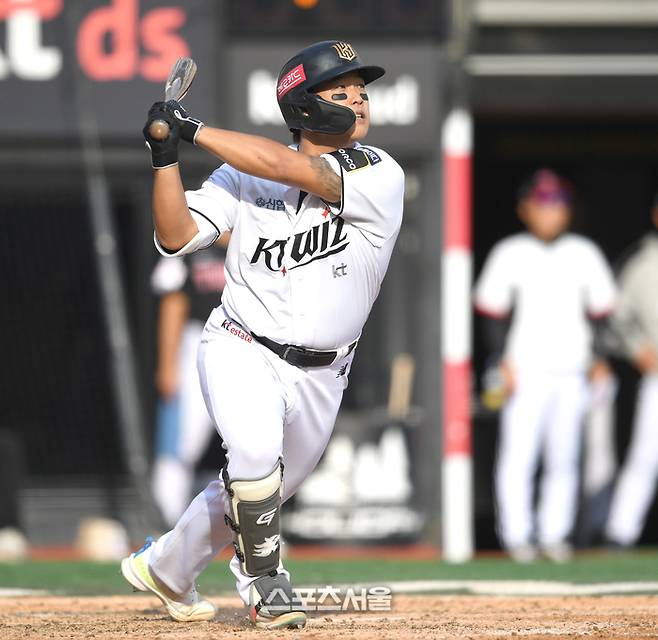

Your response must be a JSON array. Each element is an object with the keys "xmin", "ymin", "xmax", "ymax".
[{"xmin": 223, "ymin": 462, "xmax": 283, "ymax": 577}]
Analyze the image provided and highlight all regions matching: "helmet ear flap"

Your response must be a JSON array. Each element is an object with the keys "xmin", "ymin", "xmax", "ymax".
[
  {"xmin": 313, "ymin": 96, "xmax": 357, "ymax": 134},
  {"xmin": 281, "ymin": 93, "xmax": 355, "ymax": 135},
  {"xmin": 299, "ymin": 94, "xmax": 356, "ymax": 135}
]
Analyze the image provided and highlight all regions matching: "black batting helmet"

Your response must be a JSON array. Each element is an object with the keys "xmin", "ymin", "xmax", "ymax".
[{"xmin": 276, "ymin": 40, "xmax": 385, "ymax": 135}]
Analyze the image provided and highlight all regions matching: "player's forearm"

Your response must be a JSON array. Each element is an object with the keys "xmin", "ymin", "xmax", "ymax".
[
  {"xmin": 196, "ymin": 127, "xmax": 300, "ymax": 186},
  {"xmin": 158, "ymin": 292, "xmax": 189, "ymax": 366},
  {"xmin": 152, "ymin": 166, "xmax": 199, "ymax": 251},
  {"xmin": 156, "ymin": 292, "xmax": 189, "ymax": 397},
  {"xmin": 196, "ymin": 126, "xmax": 341, "ymax": 202}
]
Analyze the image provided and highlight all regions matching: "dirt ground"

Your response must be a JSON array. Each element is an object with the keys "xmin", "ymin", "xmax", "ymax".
[{"xmin": 1, "ymin": 594, "xmax": 658, "ymax": 639}]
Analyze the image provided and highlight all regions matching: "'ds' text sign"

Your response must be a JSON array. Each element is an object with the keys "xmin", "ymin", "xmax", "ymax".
[{"xmin": 0, "ymin": 0, "xmax": 217, "ymax": 134}]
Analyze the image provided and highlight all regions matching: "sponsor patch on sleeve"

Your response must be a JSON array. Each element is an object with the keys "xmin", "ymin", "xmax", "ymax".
[
  {"xmin": 361, "ymin": 146, "xmax": 382, "ymax": 166},
  {"xmin": 330, "ymin": 147, "xmax": 380, "ymax": 172}
]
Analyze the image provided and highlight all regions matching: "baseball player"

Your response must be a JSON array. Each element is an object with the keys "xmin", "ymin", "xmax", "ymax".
[
  {"xmin": 151, "ymin": 235, "xmax": 228, "ymax": 528},
  {"xmin": 474, "ymin": 169, "xmax": 616, "ymax": 562},
  {"xmin": 121, "ymin": 41, "xmax": 404, "ymax": 629},
  {"xmin": 604, "ymin": 198, "xmax": 658, "ymax": 548}
]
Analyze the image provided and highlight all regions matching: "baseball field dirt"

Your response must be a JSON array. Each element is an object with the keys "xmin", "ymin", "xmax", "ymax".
[{"xmin": 1, "ymin": 594, "xmax": 657, "ymax": 639}]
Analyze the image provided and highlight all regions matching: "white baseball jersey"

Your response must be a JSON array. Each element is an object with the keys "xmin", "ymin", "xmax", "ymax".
[
  {"xmin": 474, "ymin": 232, "xmax": 616, "ymax": 373},
  {"xmin": 156, "ymin": 142, "xmax": 404, "ymax": 350}
]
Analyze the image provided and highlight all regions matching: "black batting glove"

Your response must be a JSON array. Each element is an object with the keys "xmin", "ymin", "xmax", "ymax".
[
  {"xmin": 164, "ymin": 99, "xmax": 204, "ymax": 144},
  {"xmin": 143, "ymin": 101, "xmax": 180, "ymax": 169}
]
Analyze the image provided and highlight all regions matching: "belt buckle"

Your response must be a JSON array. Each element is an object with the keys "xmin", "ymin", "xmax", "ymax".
[{"xmin": 282, "ymin": 345, "xmax": 294, "ymax": 362}]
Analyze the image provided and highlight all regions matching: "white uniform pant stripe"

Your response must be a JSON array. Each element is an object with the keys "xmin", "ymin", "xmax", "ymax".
[{"xmin": 495, "ymin": 371, "xmax": 588, "ymax": 549}]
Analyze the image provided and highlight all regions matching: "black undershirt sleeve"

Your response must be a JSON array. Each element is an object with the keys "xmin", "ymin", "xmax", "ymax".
[
  {"xmin": 480, "ymin": 314, "xmax": 511, "ymax": 363},
  {"xmin": 589, "ymin": 314, "xmax": 612, "ymax": 359}
]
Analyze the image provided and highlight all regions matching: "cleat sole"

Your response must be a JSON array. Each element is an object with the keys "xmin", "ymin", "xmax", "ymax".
[{"xmin": 254, "ymin": 610, "xmax": 307, "ymax": 630}]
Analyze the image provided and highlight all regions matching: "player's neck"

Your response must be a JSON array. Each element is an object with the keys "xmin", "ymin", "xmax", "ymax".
[
  {"xmin": 299, "ymin": 132, "xmax": 360, "ymax": 156},
  {"xmin": 530, "ymin": 230, "xmax": 566, "ymax": 244}
]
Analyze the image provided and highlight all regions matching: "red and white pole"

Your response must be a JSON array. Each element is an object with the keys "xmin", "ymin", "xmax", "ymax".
[{"xmin": 440, "ymin": 108, "xmax": 474, "ymax": 562}]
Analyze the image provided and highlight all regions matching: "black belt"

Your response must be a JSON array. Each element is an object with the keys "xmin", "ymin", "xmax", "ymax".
[{"xmin": 252, "ymin": 333, "xmax": 357, "ymax": 368}]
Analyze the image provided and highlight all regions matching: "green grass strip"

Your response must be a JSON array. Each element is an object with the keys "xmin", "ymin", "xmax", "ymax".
[{"xmin": 0, "ymin": 551, "xmax": 657, "ymax": 596}]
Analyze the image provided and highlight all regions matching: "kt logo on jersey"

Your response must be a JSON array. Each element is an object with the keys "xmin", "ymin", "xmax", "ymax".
[{"xmin": 250, "ymin": 217, "xmax": 349, "ymax": 272}]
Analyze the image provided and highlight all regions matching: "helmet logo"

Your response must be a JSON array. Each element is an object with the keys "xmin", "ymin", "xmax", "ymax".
[
  {"xmin": 333, "ymin": 42, "xmax": 357, "ymax": 61},
  {"xmin": 277, "ymin": 64, "xmax": 306, "ymax": 99}
]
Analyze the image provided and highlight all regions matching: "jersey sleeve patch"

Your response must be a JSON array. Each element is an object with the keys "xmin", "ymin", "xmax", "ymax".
[
  {"xmin": 329, "ymin": 147, "xmax": 379, "ymax": 172},
  {"xmin": 361, "ymin": 146, "xmax": 382, "ymax": 166}
]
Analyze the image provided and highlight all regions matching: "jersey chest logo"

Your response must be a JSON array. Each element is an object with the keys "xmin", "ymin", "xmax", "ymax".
[
  {"xmin": 255, "ymin": 196, "xmax": 285, "ymax": 211},
  {"xmin": 250, "ymin": 216, "xmax": 349, "ymax": 272}
]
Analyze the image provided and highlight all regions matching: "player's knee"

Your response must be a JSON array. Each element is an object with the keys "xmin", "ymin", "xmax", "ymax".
[{"xmin": 225, "ymin": 443, "xmax": 281, "ymax": 481}]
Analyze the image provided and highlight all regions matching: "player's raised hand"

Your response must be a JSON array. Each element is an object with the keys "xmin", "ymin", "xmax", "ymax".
[
  {"xmin": 164, "ymin": 99, "xmax": 205, "ymax": 144},
  {"xmin": 143, "ymin": 102, "xmax": 180, "ymax": 169}
]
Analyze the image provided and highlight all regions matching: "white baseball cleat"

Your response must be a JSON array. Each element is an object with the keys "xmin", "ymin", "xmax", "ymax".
[
  {"xmin": 508, "ymin": 543, "xmax": 538, "ymax": 564},
  {"xmin": 121, "ymin": 537, "xmax": 216, "ymax": 622},
  {"xmin": 252, "ymin": 609, "xmax": 308, "ymax": 630},
  {"xmin": 541, "ymin": 542, "xmax": 573, "ymax": 564}
]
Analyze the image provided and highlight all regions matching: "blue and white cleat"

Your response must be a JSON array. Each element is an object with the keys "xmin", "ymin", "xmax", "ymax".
[{"xmin": 121, "ymin": 537, "xmax": 216, "ymax": 622}]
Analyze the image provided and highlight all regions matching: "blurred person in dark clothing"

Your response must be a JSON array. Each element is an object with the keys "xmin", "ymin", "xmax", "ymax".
[{"xmin": 151, "ymin": 235, "xmax": 229, "ymax": 528}]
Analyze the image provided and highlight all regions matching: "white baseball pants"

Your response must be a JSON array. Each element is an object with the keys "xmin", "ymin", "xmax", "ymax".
[
  {"xmin": 495, "ymin": 370, "xmax": 588, "ymax": 549},
  {"xmin": 147, "ymin": 311, "xmax": 353, "ymax": 604},
  {"xmin": 605, "ymin": 374, "xmax": 658, "ymax": 546}
]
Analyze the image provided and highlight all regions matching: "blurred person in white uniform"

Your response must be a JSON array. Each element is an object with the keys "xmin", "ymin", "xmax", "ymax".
[
  {"xmin": 474, "ymin": 169, "xmax": 616, "ymax": 562},
  {"xmin": 604, "ymin": 197, "xmax": 658, "ymax": 548}
]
